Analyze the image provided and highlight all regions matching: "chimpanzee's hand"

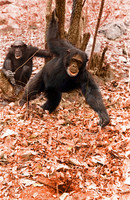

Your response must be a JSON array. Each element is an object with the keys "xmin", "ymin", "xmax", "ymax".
[
  {"xmin": 5, "ymin": 70, "xmax": 16, "ymax": 85},
  {"xmin": 99, "ymin": 112, "xmax": 110, "ymax": 127},
  {"xmin": 5, "ymin": 70, "xmax": 15, "ymax": 78},
  {"xmin": 19, "ymin": 99, "xmax": 26, "ymax": 106}
]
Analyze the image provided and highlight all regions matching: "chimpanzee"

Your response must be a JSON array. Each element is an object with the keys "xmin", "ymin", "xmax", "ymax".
[
  {"xmin": 19, "ymin": 11, "xmax": 110, "ymax": 127},
  {"xmin": 2, "ymin": 40, "xmax": 51, "ymax": 88}
]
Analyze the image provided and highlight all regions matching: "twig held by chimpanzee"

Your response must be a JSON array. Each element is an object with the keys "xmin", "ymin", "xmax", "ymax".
[{"xmin": 15, "ymin": 49, "xmax": 40, "ymax": 73}]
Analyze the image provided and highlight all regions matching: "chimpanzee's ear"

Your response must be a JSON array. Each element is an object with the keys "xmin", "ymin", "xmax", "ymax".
[{"xmin": 23, "ymin": 44, "xmax": 27, "ymax": 48}]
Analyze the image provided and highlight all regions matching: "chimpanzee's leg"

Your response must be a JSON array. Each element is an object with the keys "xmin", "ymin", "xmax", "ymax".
[
  {"xmin": 41, "ymin": 89, "xmax": 62, "ymax": 113},
  {"xmin": 15, "ymin": 65, "xmax": 32, "ymax": 86},
  {"xmin": 19, "ymin": 70, "xmax": 44, "ymax": 106},
  {"xmin": 81, "ymin": 72, "xmax": 110, "ymax": 127}
]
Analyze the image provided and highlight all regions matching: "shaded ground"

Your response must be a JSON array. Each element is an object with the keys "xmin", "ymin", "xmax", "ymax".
[{"xmin": 0, "ymin": 0, "xmax": 130, "ymax": 199}]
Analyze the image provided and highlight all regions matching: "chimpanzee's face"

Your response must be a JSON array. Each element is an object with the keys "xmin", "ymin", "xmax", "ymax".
[
  {"xmin": 67, "ymin": 54, "xmax": 83, "ymax": 77},
  {"xmin": 13, "ymin": 46, "xmax": 24, "ymax": 59},
  {"xmin": 11, "ymin": 40, "xmax": 27, "ymax": 59}
]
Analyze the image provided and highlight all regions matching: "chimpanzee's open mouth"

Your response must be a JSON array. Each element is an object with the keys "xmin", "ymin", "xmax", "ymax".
[
  {"xmin": 67, "ymin": 67, "xmax": 79, "ymax": 77},
  {"xmin": 15, "ymin": 56, "xmax": 21, "ymax": 59}
]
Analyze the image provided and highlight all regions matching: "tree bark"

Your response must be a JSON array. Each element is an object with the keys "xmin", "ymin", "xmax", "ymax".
[
  {"xmin": 45, "ymin": 0, "xmax": 53, "ymax": 63},
  {"xmin": 45, "ymin": 0, "xmax": 52, "ymax": 42},
  {"xmin": 55, "ymin": 0, "xmax": 65, "ymax": 39},
  {"xmin": 67, "ymin": 0, "xmax": 83, "ymax": 46},
  {"xmin": 80, "ymin": 32, "xmax": 90, "ymax": 51},
  {"xmin": 98, "ymin": 46, "xmax": 108, "ymax": 71},
  {"xmin": 0, "ymin": 70, "xmax": 23, "ymax": 101}
]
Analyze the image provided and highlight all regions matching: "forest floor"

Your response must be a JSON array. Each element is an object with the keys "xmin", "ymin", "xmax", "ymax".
[{"xmin": 0, "ymin": 0, "xmax": 130, "ymax": 199}]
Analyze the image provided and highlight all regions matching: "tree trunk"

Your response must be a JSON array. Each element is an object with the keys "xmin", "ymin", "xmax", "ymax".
[
  {"xmin": 0, "ymin": 70, "xmax": 23, "ymax": 101},
  {"xmin": 45, "ymin": 0, "xmax": 52, "ymax": 45},
  {"xmin": 80, "ymin": 32, "xmax": 90, "ymax": 51},
  {"xmin": 45, "ymin": 0, "xmax": 53, "ymax": 63},
  {"xmin": 87, "ymin": 0, "xmax": 105, "ymax": 69},
  {"xmin": 55, "ymin": 0, "xmax": 65, "ymax": 39},
  {"xmin": 67, "ymin": 0, "xmax": 83, "ymax": 46}
]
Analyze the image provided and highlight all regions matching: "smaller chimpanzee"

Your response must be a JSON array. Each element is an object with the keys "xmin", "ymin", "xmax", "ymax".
[
  {"xmin": 19, "ymin": 11, "xmax": 110, "ymax": 127},
  {"xmin": 2, "ymin": 40, "xmax": 51, "ymax": 89}
]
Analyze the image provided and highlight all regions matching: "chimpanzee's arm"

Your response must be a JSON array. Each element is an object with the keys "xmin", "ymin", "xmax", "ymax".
[
  {"xmin": 2, "ymin": 57, "xmax": 16, "ymax": 85},
  {"xmin": 81, "ymin": 71, "xmax": 110, "ymax": 127},
  {"xmin": 3, "ymin": 59, "xmax": 12, "ymax": 71},
  {"xmin": 2, "ymin": 50, "xmax": 14, "ymax": 71},
  {"xmin": 27, "ymin": 46, "xmax": 51, "ymax": 58},
  {"xmin": 47, "ymin": 10, "xmax": 74, "ymax": 56}
]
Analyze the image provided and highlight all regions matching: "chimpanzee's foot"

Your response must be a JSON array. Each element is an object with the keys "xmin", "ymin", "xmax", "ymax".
[{"xmin": 41, "ymin": 102, "xmax": 56, "ymax": 113}]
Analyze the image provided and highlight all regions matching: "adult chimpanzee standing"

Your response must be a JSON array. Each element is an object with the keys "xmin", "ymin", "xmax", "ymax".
[
  {"xmin": 2, "ymin": 40, "xmax": 51, "ymax": 87},
  {"xmin": 19, "ymin": 11, "xmax": 110, "ymax": 127}
]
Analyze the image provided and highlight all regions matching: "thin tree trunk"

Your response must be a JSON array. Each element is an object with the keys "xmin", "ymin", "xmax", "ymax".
[
  {"xmin": 45, "ymin": 0, "xmax": 52, "ymax": 44},
  {"xmin": 87, "ymin": 0, "xmax": 105, "ymax": 69},
  {"xmin": 45, "ymin": 0, "xmax": 53, "ymax": 63},
  {"xmin": 99, "ymin": 46, "xmax": 108, "ymax": 69},
  {"xmin": 80, "ymin": 32, "xmax": 90, "ymax": 51}
]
